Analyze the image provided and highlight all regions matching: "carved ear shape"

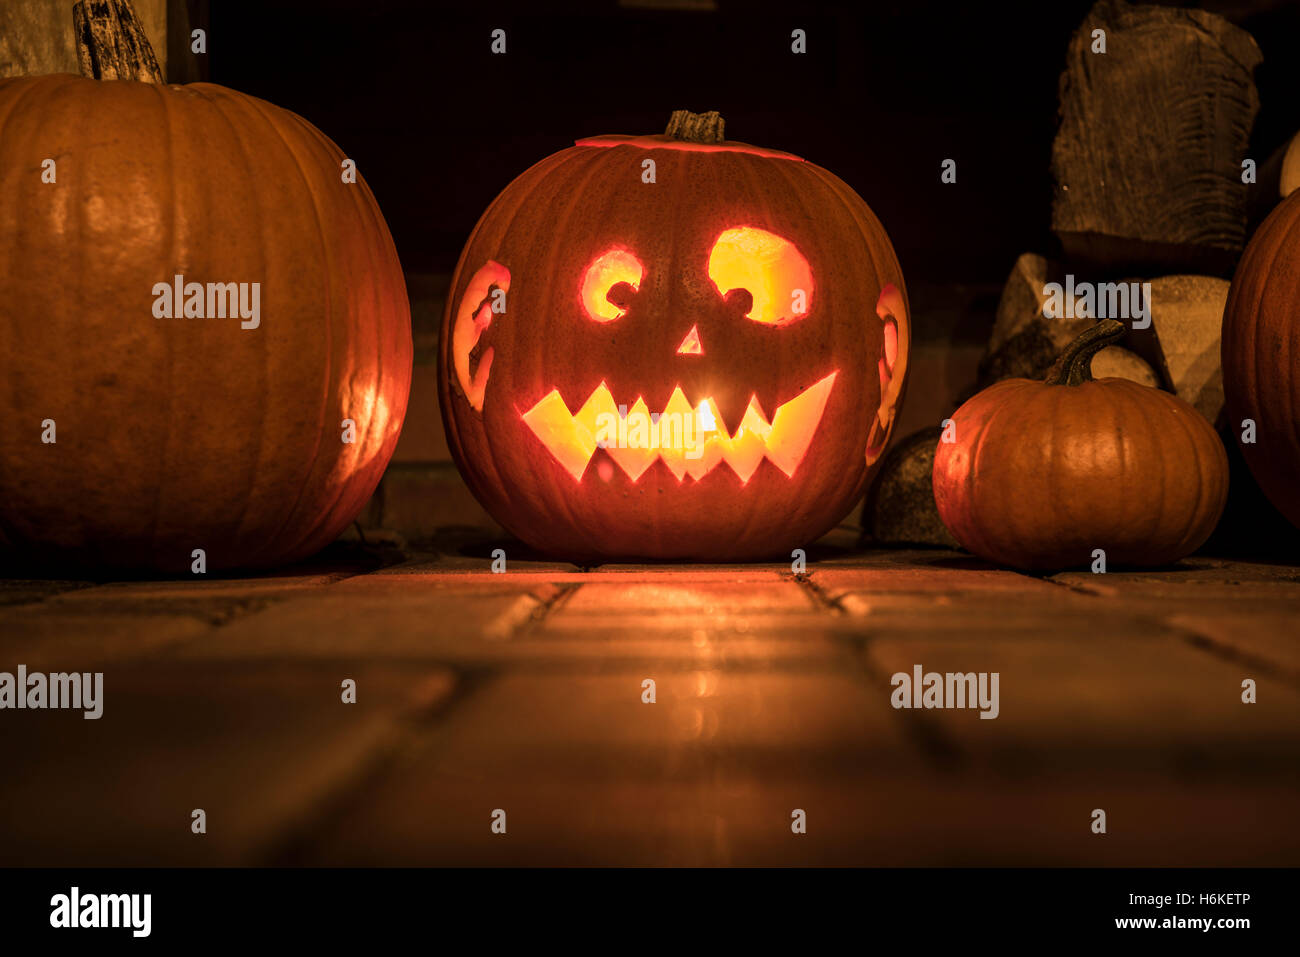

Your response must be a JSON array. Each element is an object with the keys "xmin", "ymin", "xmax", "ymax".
[
  {"xmin": 452, "ymin": 261, "xmax": 510, "ymax": 412},
  {"xmin": 866, "ymin": 282, "xmax": 908, "ymax": 464},
  {"xmin": 707, "ymin": 227, "xmax": 812, "ymax": 325}
]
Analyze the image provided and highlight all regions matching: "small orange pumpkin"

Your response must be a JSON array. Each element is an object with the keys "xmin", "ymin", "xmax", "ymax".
[{"xmin": 932, "ymin": 320, "xmax": 1228, "ymax": 570}]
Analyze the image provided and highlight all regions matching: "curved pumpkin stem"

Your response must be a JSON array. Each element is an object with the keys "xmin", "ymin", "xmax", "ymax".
[
  {"xmin": 1044, "ymin": 319, "xmax": 1127, "ymax": 386},
  {"xmin": 74, "ymin": 0, "xmax": 164, "ymax": 83},
  {"xmin": 666, "ymin": 110, "xmax": 725, "ymax": 144}
]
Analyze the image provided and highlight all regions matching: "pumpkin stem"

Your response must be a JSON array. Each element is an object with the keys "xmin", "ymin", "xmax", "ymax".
[
  {"xmin": 665, "ymin": 110, "xmax": 726, "ymax": 144},
  {"xmin": 1043, "ymin": 319, "xmax": 1128, "ymax": 386},
  {"xmin": 74, "ymin": 0, "xmax": 164, "ymax": 83}
]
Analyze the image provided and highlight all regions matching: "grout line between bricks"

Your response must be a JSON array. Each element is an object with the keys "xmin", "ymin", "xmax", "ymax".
[
  {"xmin": 789, "ymin": 571, "xmax": 841, "ymax": 613},
  {"xmin": 1167, "ymin": 624, "xmax": 1299, "ymax": 688},
  {"xmin": 1040, "ymin": 573, "xmax": 1297, "ymax": 688},
  {"xmin": 795, "ymin": 570, "xmax": 967, "ymax": 773},
  {"xmin": 515, "ymin": 582, "xmax": 581, "ymax": 636},
  {"xmin": 254, "ymin": 665, "xmax": 497, "ymax": 866},
  {"xmin": 1041, "ymin": 576, "xmax": 1110, "ymax": 598}
]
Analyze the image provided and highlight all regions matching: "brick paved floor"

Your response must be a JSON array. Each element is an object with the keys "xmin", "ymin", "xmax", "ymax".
[{"xmin": 2, "ymin": 527, "xmax": 1298, "ymax": 866}]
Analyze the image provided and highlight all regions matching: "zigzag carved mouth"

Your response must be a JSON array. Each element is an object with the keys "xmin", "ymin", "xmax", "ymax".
[{"xmin": 521, "ymin": 372, "xmax": 837, "ymax": 483}]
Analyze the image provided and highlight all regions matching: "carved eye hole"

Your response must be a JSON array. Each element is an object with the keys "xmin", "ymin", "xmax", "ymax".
[
  {"xmin": 581, "ymin": 248, "xmax": 644, "ymax": 322},
  {"xmin": 708, "ymin": 227, "xmax": 813, "ymax": 325}
]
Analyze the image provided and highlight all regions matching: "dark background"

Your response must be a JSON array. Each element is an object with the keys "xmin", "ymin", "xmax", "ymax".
[{"xmin": 204, "ymin": 0, "xmax": 1300, "ymax": 287}]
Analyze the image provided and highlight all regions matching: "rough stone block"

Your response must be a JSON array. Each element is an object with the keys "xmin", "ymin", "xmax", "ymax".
[
  {"xmin": 1147, "ymin": 274, "xmax": 1229, "ymax": 423},
  {"xmin": 862, "ymin": 427, "xmax": 957, "ymax": 548}
]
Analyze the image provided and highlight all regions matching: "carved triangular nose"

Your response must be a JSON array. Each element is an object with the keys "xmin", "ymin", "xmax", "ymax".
[{"xmin": 677, "ymin": 325, "xmax": 703, "ymax": 355}]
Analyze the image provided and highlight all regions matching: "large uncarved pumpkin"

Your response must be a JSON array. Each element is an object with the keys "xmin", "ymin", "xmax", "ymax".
[
  {"xmin": 1222, "ymin": 188, "xmax": 1300, "ymax": 530},
  {"xmin": 0, "ymin": 7, "xmax": 411, "ymax": 572},
  {"xmin": 439, "ymin": 111, "xmax": 909, "ymax": 561}
]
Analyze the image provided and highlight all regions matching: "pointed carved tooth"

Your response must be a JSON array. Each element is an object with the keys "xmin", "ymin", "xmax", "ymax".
[
  {"xmin": 577, "ymin": 383, "xmax": 619, "ymax": 447},
  {"xmin": 709, "ymin": 389, "xmax": 753, "ymax": 441},
  {"xmin": 720, "ymin": 398, "xmax": 771, "ymax": 483},
  {"xmin": 744, "ymin": 395, "xmax": 773, "ymax": 431},
  {"xmin": 605, "ymin": 397, "xmax": 657, "ymax": 481},
  {"xmin": 765, "ymin": 371, "xmax": 837, "ymax": 477},
  {"xmin": 685, "ymin": 399, "xmax": 726, "ymax": 481},
  {"xmin": 723, "ymin": 430, "xmax": 767, "ymax": 483},
  {"xmin": 657, "ymin": 387, "xmax": 697, "ymax": 480},
  {"xmin": 522, "ymin": 390, "xmax": 596, "ymax": 481}
]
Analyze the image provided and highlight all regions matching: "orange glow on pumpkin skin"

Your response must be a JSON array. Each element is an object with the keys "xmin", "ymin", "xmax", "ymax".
[{"xmin": 574, "ymin": 134, "xmax": 806, "ymax": 162}]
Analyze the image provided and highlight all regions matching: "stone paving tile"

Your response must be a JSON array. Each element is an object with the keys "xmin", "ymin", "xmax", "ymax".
[
  {"xmin": 1052, "ymin": 562, "xmax": 1300, "ymax": 600},
  {"xmin": 0, "ymin": 606, "xmax": 214, "ymax": 671},
  {"xmin": 416, "ymin": 670, "xmax": 921, "ymax": 778},
  {"xmin": 520, "ymin": 578, "xmax": 854, "ymax": 668},
  {"xmin": 0, "ymin": 660, "xmax": 456, "ymax": 866},
  {"xmin": 534, "ymin": 610, "xmax": 830, "ymax": 637},
  {"xmin": 279, "ymin": 658, "xmax": 1298, "ymax": 865},
  {"xmin": 4, "ymin": 544, "xmax": 1299, "ymax": 867},
  {"xmin": 363, "ymin": 552, "xmax": 583, "ymax": 578},
  {"xmin": 558, "ymin": 580, "xmax": 814, "ymax": 614},
  {"xmin": 169, "ymin": 582, "xmax": 555, "ymax": 661},
  {"xmin": 593, "ymin": 561, "xmax": 797, "ymax": 576},
  {"xmin": 1166, "ymin": 611, "xmax": 1300, "ymax": 681},
  {"xmin": 812, "ymin": 545, "xmax": 967, "ymax": 566},
  {"xmin": 373, "ymin": 559, "xmax": 794, "ymax": 585},
  {"xmin": 861, "ymin": 632, "xmax": 1300, "ymax": 778},
  {"xmin": 293, "ymin": 775, "xmax": 1299, "ymax": 865},
  {"xmin": 879, "ymin": 777, "xmax": 1300, "ymax": 867},
  {"xmin": 184, "ymin": 593, "xmax": 846, "ymax": 671},
  {"xmin": 810, "ymin": 563, "xmax": 1056, "ymax": 599},
  {"xmin": 706, "ymin": 774, "xmax": 1300, "ymax": 866},
  {"xmin": 508, "ymin": 636, "xmax": 851, "ymax": 670},
  {"xmin": 280, "ymin": 669, "xmax": 927, "ymax": 865},
  {"xmin": 0, "ymin": 579, "xmax": 95, "ymax": 606},
  {"xmin": 1096, "ymin": 557, "xmax": 1300, "ymax": 581},
  {"xmin": 831, "ymin": 589, "xmax": 1136, "ymax": 635},
  {"xmin": 46, "ymin": 569, "xmax": 361, "ymax": 603}
]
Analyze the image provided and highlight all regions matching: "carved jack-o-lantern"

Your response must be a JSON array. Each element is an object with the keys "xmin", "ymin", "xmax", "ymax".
[{"xmin": 439, "ymin": 111, "xmax": 909, "ymax": 561}]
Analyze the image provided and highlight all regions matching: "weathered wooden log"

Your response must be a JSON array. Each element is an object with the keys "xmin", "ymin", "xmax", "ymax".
[
  {"xmin": 73, "ymin": 0, "xmax": 163, "ymax": 83},
  {"xmin": 1, "ymin": 0, "xmax": 166, "ymax": 80},
  {"xmin": 1051, "ymin": 0, "xmax": 1261, "ymax": 276},
  {"xmin": 862, "ymin": 427, "xmax": 957, "ymax": 548}
]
